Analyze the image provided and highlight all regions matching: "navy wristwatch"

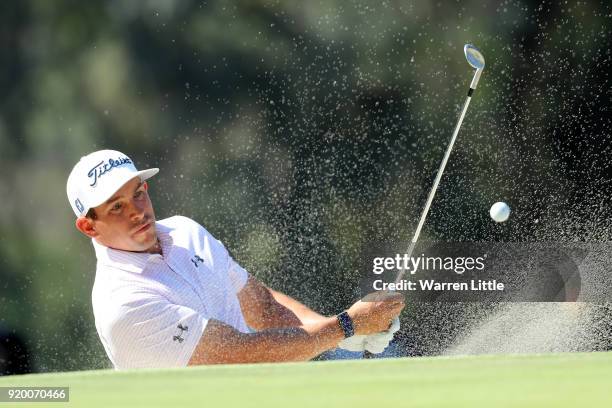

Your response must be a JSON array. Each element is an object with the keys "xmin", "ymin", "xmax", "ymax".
[{"xmin": 336, "ymin": 311, "xmax": 355, "ymax": 338}]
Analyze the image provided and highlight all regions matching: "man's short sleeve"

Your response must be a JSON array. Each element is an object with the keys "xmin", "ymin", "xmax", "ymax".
[
  {"xmin": 228, "ymin": 257, "xmax": 249, "ymax": 294},
  {"xmin": 206, "ymin": 233, "xmax": 248, "ymax": 294},
  {"xmin": 102, "ymin": 296, "xmax": 208, "ymax": 369}
]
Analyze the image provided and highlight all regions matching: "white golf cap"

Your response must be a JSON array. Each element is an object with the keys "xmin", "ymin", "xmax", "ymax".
[{"xmin": 66, "ymin": 149, "xmax": 159, "ymax": 217}]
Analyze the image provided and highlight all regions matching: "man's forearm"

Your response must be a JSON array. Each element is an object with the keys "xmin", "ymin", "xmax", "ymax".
[
  {"xmin": 188, "ymin": 317, "xmax": 344, "ymax": 365},
  {"xmin": 269, "ymin": 289, "xmax": 325, "ymax": 325},
  {"xmin": 190, "ymin": 291, "xmax": 406, "ymax": 365},
  {"xmin": 238, "ymin": 276, "xmax": 325, "ymax": 330}
]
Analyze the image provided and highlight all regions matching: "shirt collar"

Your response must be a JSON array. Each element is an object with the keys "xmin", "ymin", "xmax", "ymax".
[{"xmin": 92, "ymin": 221, "xmax": 174, "ymax": 274}]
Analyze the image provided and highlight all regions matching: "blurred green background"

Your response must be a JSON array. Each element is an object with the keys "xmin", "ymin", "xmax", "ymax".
[{"xmin": 0, "ymin": 0, "xmax": 610, "ymax": 372}]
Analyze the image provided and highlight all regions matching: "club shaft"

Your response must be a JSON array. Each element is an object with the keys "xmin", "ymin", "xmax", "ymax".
[
  {"xmin": 365, "ymin": 67, "xmax": 481, "ymax": 360},
  {"xmin": 394, "ymin": 90, "xmax": 474, "ymax": 283}
]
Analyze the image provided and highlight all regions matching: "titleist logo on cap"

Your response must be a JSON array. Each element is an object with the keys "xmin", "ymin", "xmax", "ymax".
[{"xmin": 87, "ymin": 156, "xmax": 132, "ymax": 187}]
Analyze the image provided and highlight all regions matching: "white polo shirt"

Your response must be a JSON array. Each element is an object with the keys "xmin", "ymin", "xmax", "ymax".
[{"xmin": 91, "ymin": 215, "xmax": 250, "ymax": 369}]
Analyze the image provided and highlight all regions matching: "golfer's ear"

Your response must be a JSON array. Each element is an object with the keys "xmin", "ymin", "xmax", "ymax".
[
  {"xmin": 75, "ymin": 216, "xmax": 98, "ymax": 238},
  {"xmin": 142, "ymin": 181, "xmax": 148, "ymax": 191}
]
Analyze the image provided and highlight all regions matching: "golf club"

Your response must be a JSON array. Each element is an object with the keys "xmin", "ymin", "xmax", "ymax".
[
  {"xmin": 364, "ymin": 44, "xmax": 485, "ymax": 359},
  {"xmin": 394, "ymin": 43, "xmax": 485, "ymax": 284}
]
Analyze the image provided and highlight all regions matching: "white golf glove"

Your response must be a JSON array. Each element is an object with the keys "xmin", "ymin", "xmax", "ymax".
[
  {"xmin": 337, "ymin": 334, "xmax": 368, "ymax": 352},
  {"xmin": 364, "ymin": 317, "xmax": 400, "ymax": 354},
  {"xmin": 337, "ymin": 317, "xmax": 400, "ymax": 353}
]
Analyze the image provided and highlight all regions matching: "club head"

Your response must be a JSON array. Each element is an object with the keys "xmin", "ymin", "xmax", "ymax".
[{"xmin": 464, "ymin": 44, "xmax": 485, "ymax": 70}]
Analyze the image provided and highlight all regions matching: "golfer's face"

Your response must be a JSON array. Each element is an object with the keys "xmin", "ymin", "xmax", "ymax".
[{"xmin": 91, "ymin": 177, "xmax": 158, "ymax": 252}]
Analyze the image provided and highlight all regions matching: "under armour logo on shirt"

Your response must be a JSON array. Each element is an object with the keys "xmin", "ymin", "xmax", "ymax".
[
  {"xmin": 173, "ymin": 323, "xmax": 189, "ymax": 343},
  {"xmin": 191, "ymin": 254, "xmax": 204, "ymax": 268}
]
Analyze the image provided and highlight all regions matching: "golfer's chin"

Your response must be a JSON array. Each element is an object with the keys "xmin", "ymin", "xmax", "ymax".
[{"xmin": 130, "ymin": 229, "xmax": 158, "ymax": 253}]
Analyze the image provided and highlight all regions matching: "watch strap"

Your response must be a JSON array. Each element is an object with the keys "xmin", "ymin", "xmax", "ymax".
[{"xmin": 336, "ymin": 311, "xmax": 355, "ymax": 338}]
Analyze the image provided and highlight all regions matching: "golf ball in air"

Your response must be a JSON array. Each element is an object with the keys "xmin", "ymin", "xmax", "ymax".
[{"xmin": 490, "ymin": 202, "xmax": 511, "ymax": 223}]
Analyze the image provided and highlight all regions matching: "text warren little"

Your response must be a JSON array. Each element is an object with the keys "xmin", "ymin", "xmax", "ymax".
[{"xmin": 373, "ymin": 279, "xmax": 505, "ymax": 291}]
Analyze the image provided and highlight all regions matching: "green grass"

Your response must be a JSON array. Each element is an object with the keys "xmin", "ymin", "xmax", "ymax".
[{"xmin": 1, "ymin": 352, "xmax": 611, "ymax": 408}]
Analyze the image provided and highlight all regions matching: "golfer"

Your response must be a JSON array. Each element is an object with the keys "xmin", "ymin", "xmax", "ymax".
[{"xmin": 67, "ymin": 150, "xmax": 404, "ymax": 369}]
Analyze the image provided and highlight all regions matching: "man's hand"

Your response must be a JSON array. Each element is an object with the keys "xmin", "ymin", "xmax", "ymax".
[{"xmin": 346, "ymin": 291, "xmax": 404, "ymax": 335}]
